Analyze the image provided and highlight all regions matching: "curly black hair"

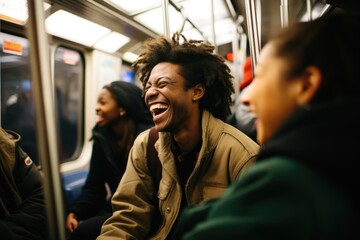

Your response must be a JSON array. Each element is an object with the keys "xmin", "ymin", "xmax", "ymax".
[{"xmin": 132, "ymin": 32, "xmax": 234, "ymax": 121}]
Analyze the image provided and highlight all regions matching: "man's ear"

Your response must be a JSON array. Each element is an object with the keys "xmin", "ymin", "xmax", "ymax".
[
  {"xmin": 192, "ymin": 83, "xmax": 205, "ymax": 101},
  {"xmin": 296, "ymin": 66, "xmax": 322, "ymax": 106}
]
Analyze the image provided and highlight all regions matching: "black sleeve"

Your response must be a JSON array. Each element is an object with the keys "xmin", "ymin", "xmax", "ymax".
[
  {"xmin": 5, "ymin": 146, "xmax": 48, "ymax": 240},
  {"xmin": 67, "ymin": 141, "xmax": 107, "ymax": 220},
  {"xmin": 0, "ymin": 219, "xmax": 16, "ymax": 240}
]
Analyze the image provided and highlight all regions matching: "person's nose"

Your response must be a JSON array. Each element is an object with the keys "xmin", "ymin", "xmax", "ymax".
[
  {"xmin": 145, "ymin": 85, "xmax": 159, "ymax": 102},
  {"xmin": 95, "ymin": 103, "xmax": 100, "ymax": 113},
  {"xmin": 239, "ymin": 85, "xmax": 252, "ymax": 107}
]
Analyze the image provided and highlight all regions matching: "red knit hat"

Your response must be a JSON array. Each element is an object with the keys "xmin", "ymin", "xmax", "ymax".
[{"xmin": 239, "ymin": 57, "xmax": 253, "ymax": 91}]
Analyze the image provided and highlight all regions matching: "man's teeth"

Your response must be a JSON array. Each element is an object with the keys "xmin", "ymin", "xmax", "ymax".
[{"xmin": 150, "ymin": 103, "xmax": 168, "ymax": 111}]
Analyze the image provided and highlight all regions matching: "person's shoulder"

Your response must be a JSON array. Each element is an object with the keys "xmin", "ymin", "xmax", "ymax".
[
  {"xmin": 248, "ymin": 157, "xmax": 320, "ymax": 185},
  {"xmin": 245, "ymin": 156, "xmax": 354, "ymax": 211},
  {"xmin": 0, "ymin": 129, "xmax": 23, "ymax": 171},
  {"xmin": 253, "ymin": 157, "xmax": 303, "ymax": 172},
  {"xmin": 4, "ymin": 129, "xmax": 21, "ymax": 142},
  {"xmin": 205, "ymin": 112, "xmax": 259, "ymax": 153},
  {"xmin": 0, "ymin": 128, "xmax": 21, "ymax": 142},
  {"xmin": 133, "ymin": 128, "xmax": 152, "ymax": 146},
  {"xmin": 222, "ymin": 123, "xmax": 259, "ymax": 149}
]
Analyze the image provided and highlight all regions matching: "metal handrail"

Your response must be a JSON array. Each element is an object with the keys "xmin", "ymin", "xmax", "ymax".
[
  {"xmin": 245, "ymin": 0, "xmax": 261, "ymax": 71},
  {"xmin": 26, "ymin": 1, "xmax": 65, "ymax": 239}
]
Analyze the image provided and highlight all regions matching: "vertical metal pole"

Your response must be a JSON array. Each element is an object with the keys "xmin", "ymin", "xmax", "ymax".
[
  {"xmin": 280, "ymin": 0, "xmax": 289, "ymax": 27},
  {"xmin": 232, "ymin": 24, "xmax": 240, "ymax": 97},
  {"xmin": 307, "ymin": 0, "xmax": 312, "ymax": 21},
  {"xmin": 210, "ymin": 0, "xmax": 218, "ymax": 53},
  {"xmin": 162, "ymin": 0, "xmax": 170, "ymax": 38},
  {"xmin": 232, "ymin": 16, "xmax": 246, "ymax": 98},
  {"xmin": 26, "ymin": 1, "xmax": 65, "ymax": 240},
  {"xmin": 245, "ymin": 0, "xmax": 261, "ymax": 70},
  {"xmin": 240, "ymin": 33, "xmax": 248, "ymax": 65}
]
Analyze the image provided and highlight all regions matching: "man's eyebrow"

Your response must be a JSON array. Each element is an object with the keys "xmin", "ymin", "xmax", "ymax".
[{"xmin": 147, "ymin": 76, "xmax": 173, "ymax": 85}]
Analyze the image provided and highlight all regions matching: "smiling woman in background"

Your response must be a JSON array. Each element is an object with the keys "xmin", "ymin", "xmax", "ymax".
[
  {"xmin": 65, "ymin": 80, "xmax": 153, "ymax": 240},
  {"xmin": 172, "ymin": 11, "xmax": 360, "ymax": 240}
]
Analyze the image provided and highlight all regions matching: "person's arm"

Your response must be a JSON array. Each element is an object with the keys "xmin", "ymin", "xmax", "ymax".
[
  {"xmin": 98, "ymin": 131, "xmax": 156, "ymax": 240},
  {"xmin": 66, "ymin": 140, "xmax": 108, "ymax": 232},
  {"xmin": 67, "ymin": 141, "xmax": 108, "ymax": 220},
  {"xmin": 5, "ymin": 146, "xmax": 48, "ymax": 240},
  {"xmin": 0, "ymin": 219, "xmax": 16, "ymax": 240}
]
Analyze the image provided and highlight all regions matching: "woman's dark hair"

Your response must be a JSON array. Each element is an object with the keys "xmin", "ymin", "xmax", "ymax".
[
  {"xmin": 104, "ymin": 80, "xmax": 153, "ymax": 128},
  {"xmin": 271, "ymin": 11, "xmax": 360, "ymax": 104},
  {"xmin": 132, "ymin": 32, "xmax": 235, "ymax": 121},
  {"xmin": 96, "ymin": 81, "xmax": 153, "ymax": 160}
]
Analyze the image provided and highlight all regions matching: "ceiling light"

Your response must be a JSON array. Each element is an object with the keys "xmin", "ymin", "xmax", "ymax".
[
  {"xmin": 45, "ymin": 10, "xmax": 110, "ymax": 47},
  {"xmin": 134, "ymin": 5, "xmax": 184, "ymax": 36},
  {"xmin": 200, "ymin": 18, "xmax": 235, "ymax": 45},
  {"xmin": 0, "ymin": 0, "xmax": 51, "ymax": 25},
  {"xmin": 122, "ymin": 52, "xmax": 138, "ymax": 63},
  {"xmin": 94, "ymin": 32, "xmax": 130, "ymax": 53},
  {"xmin": 180, "ymin": 0, "xmax": 228, "ymax": 27}
]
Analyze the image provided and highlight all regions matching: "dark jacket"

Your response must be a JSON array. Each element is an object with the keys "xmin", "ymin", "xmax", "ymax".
[
  {"xmin": 67, "ymin": 122, "xmax": 152, "ymax": 220},
  {"xmin": 0, "ymin": 128, "xmax": 48, "ymax": 240},
  {"xmin": 173, "ymin": 99, "xmax": 360, "ymax": 239}
]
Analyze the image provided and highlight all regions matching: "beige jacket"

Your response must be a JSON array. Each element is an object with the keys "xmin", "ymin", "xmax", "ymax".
[{"xmin": 97, "ymin": 110, "xmax": 259, "ymax": 240}]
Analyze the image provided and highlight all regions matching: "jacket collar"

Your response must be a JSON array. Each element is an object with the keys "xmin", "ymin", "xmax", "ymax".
[{"xmin": 156, "ymin": 110, "xmax": 224, "ymax": 157}]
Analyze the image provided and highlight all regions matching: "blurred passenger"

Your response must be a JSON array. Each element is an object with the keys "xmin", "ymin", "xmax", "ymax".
[
  {"xmin": 172, "ymin": 11, "xmax": 360, "ymax": 239},
  {"xmin": 55, "ymin": 87, "xmax": 77, "ymax": 161},
  {"xmin": 0, "ymin": 127, "xmax": 48, "ymax": 240},
  {"xmin": 65, "ymin": 81, "xmax": 153, "ymax": 240},
  {"xmin": 97, "ymin": 32, "xmax": 259, "ymax": 239},
  {"xmin": 227, "ymin": 56, "xmax": 257, "ymax": 142},
  {"xmin": 2, "ymin": 87, "xmax": 38, "ymax": 166}
]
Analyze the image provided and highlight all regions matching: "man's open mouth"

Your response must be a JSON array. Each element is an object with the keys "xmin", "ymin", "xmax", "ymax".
[{"xmin": 150, "ymin": 103, "xmax": 168, "ymax": 116}]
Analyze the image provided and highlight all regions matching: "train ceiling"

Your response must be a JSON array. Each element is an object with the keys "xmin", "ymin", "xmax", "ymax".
[{"xmin": 1, "ymin": 0, "xmax": 359, "ymax": 63}]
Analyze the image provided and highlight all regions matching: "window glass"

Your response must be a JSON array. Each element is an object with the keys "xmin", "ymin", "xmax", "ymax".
[
  {"xmin": 0, "ymin": 32, "xmax": 39, "ymax": 164},
  {"xmin": 54, "ymin": 46, "xmax": 84, "ymax": 163},
  {"xmin": 1, "ymin": 32, "xmax": 84, "ymax": 165}
]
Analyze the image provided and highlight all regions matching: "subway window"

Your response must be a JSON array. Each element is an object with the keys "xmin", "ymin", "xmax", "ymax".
[
  {"xmin": 0, "ymin": 32, "xmax": 39, "ymax": 164},
  {"xmin": 54, "ymin": 46, "xmax": 84, "ymax": 163},
  {"xmin": 1, "ymin": 32, "xmax": 84, "ymax": 165}
]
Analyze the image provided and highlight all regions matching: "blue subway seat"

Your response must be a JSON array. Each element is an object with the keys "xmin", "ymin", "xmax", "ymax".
[{"xmin": 62, "ymin": 169, "xmax": 88, "ymax": 209}]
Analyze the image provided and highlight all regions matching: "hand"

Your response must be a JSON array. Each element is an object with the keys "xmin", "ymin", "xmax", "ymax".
[{"xmin": 66, "ymin": 212, "xmax": 79, "ymax": 233}]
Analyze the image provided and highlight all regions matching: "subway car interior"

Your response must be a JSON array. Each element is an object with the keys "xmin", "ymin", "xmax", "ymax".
[{"xmin": 1, "ymin": 0, "xmax": 359, "ymax": 239}]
